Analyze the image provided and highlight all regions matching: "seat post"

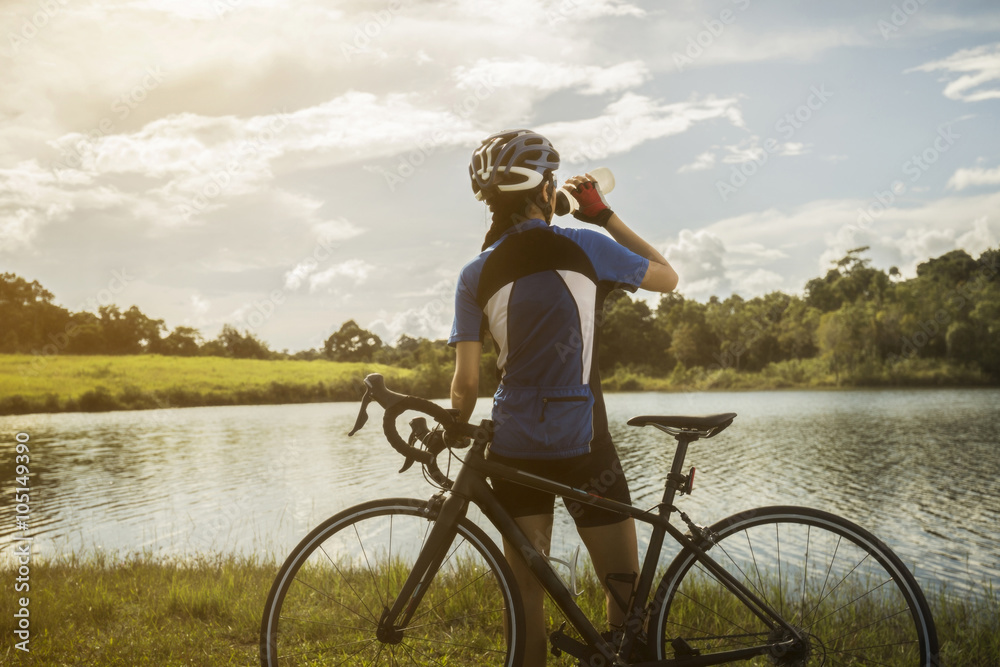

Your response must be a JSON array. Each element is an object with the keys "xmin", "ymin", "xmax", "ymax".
[{"xmin": 660, "ymin": 434, "xmax": 696, "ymax": 512}]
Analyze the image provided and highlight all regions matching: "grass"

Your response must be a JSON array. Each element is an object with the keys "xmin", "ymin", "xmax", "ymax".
[
  {"xmin": 0, "ymin": 354, "xmax": 419, "ymax": 415},
  {"xmin": 0, "ymin": 354, "xmax": 995, "ymax": 416},
  {"xmin": 602, "ymin": 357, "xmax": 995, "ymax": 393},
  {"xmin": 0, "ymin": 554, "xmax": 994, "ymax": 665}
]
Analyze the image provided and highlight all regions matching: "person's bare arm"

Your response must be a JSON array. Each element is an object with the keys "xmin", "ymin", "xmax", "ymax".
[
  {"xmin": 604, "ymin": 213, "xmax": 678, "ymax": 292},
  {"xmin": 564, "ymin": 174, "xmax": 678, "ymax": 293},
  {"xmin": 451, "ymin": 340, "xmax": 482, "ymax": 423}
]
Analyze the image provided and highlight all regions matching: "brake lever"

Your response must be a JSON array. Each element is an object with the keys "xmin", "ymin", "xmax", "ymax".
[
  {"xmin": 398, "ymin": 455, "xmax": 416, "ymax": 473},
  {"xmin": 347, "ymin": 384, "xmax": 373, "ymax": 436},
  {"xmin": 398, "ymin": 418, "xmax": 430, "ymax": 473}
]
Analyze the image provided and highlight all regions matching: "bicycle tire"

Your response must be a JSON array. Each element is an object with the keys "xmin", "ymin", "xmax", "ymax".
[
  {"xmin": 649, "ymin": 506, "xmax": 939, "ymax": 665},
  {"xmin": 260, "ymin": 497, "xmax": 525, "ymax": 666}
]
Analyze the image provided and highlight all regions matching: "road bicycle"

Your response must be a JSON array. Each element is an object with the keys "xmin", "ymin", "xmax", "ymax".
[{"xmin": 260, "ymin": 373, "xmax": 939, "ymax": 665}]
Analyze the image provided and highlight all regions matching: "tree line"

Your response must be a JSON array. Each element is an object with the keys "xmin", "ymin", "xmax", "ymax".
[{"xmin": 3, "ymin": 245, "xmax": 998, "ymax": 393}]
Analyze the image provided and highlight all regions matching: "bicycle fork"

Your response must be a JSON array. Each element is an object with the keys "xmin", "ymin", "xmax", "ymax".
[{"xmin": 375, "ymin": 491, "xmax": 466, "ymax": 643}]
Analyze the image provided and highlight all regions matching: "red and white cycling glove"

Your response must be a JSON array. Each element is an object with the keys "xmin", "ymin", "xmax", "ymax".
[{"xmin": 572, "ymin": 180, "xmax": 614, "ymax": 227}]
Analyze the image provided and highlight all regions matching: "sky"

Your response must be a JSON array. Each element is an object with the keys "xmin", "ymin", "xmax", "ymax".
[{"xmin": 2, "ymin": 0, "xmax": 1000, "ymax": 352}]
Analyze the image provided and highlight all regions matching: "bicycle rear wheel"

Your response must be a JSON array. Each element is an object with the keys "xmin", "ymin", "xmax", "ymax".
[
  {"xmin": 260, "ymin": 497, "xmax": 524, "ymax": 666},
  {"xmin": 650, "ymin": 506, "xmax": 938, "ymax": 665}
]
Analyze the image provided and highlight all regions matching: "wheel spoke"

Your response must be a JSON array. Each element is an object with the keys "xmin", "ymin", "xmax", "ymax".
[
  {"xmin": 261, "ymin": 502, "xmax": 518, "ymax": 665},
  {"xmin": 654, "ymin": 509, "xmax": 935, "ymax": 665}
]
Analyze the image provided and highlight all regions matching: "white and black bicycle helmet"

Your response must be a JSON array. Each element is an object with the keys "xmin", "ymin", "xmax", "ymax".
[{"xmin": 469, "ymin": 129, "xmax": 560, "ymax": 202}]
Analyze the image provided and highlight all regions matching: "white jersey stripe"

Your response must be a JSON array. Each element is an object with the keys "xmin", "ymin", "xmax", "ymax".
[
  {"xmin": 557, "ymin": 270, "xmax": 597, "ymax": 384},
  {"xmin": 486, "ymin": 282, "xmax": 514, "ymax": 373}
]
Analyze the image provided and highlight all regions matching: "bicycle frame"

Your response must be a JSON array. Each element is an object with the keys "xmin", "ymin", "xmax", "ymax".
[{"xmin": 378, "ymin": 435, "xmax": 806, "ymax": 666}]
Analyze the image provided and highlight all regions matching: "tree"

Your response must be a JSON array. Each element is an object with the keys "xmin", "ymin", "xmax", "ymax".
[
  {"xmin": 98, "ymin": 305, "xmax": 165, "ymax": 354},
  {"xmin": 213, "ymin": 324, "xmax": 272, "ymax": 359},
  {"xmin": 0, "ymin": 273, "xmax": 71, "ymax": 353},
  {"xmin": 916, "ymin": 249, "xmax": 977, "ymax": 285},
  {"xmin": 806, "ymin": 247, "xmax": 890, "ymax": 313},
  {"xmin": 598, "ymin": 292, "xmax": 672, "ymax": 373},
  {"xmin": 158, "ymin": 326, "xmax": 202, "ymax": 356},
  {"xmin": 324, "ymin": 320, "xmax": 382, "ymax": 362},
  {"xmin": 657, "ymin": 294, "xmax": 717, "ymax": 369}
]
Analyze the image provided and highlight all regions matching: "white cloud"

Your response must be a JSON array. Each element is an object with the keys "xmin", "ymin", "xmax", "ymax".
[
  {"xmin": 541, "ymin": 0, "xmax": 645, "ymax": 22},
  {"xmin": 451, "ymin": 0, "xmax": 644, "ymax": 25},
  {"xmin": 540, "ymin": 93, "xmax": 744, "ymax": 166},
  {"xmin": 813, "ymin": 198, "xmax": 1000, "ymax": 276},
  {"xmin": 190, "ymin": 293, "xmax": 211, "ymax": 315},
  {"xmin": 699, "ymin": 191, "xmax": 1000, "ymax": 282},
  {"xmin": 283, "ymin": 258, "xmax": 320, "ymax": 291},
  {"xmin": 728, "ymin": 242, "xmax": 788, "ymax": 266},
  {"xmin": 454, "ymin": 59, "xmax": 649, "ymax": 95},
  {"xmin": 957, "ymin": 216, "xmax": 998, "ymax": 256},
  {"xmin": 663, "ymin": 229, "xmax": 730, "ymax": 299},
  {"xmin": 733, "ymin": 268, "xmax": 785, "ymax": 295},
  {"xmin": 678, "ymin": 151, "xmax": 716, "ymax": 173},
  {"xmin": 656, "ymin": 23, "xmax": 867, "ymax": 70},
  {"xmin": 0, "ymin": 159, "xmax": 126, "ymax": 252},
  {"xmin": 661, "ymin": 230, "xmax": 794, "ymax": 300},
  {"xmin": 308, "ymin": 259, "xmax": 375, "ymax": 292},
  {"xmin": 719, "ymin": 137, "xmax": 810, "ymax": 164},
  {"xmin": 779, "ymin": 142, "xmax": 808, "ymax": 157},
  {"xmin": 368, "ymin": 279, "xmax": 455, "ymax": 342},
  {"xmin": 947, "ymin": 164, "xmax": 1000, "ymax": 190},
  {"xmin": 909, "ymin": 42, "xmax": 1000, "ymax": 102}
]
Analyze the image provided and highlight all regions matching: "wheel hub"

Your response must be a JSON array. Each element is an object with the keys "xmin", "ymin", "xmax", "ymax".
[
  {"xmin": 768, "ymin": 626, "xmax": 811, "ymax": 666},
  {"xmin": 376, "ymin": 607, "xmax": 404, "ymax": 645}
]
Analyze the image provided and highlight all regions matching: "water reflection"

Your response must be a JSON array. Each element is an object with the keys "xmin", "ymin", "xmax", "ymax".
[{"xmin": 1, "ymin": 389, "xmax": 997, "ymax": 594}]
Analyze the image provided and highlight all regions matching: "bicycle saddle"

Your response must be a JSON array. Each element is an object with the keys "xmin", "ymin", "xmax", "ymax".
[{"xmin": 627, "ymin": 413, "xmax": 736, "ymax": 439}]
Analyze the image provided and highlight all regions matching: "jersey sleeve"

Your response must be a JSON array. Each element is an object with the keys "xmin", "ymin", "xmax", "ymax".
[
  {"xmin": 448, "ymin": 262, "xmax": 484, "ymax": 346},
  {"xmin": 559, "ymin": 227, "xmax": 650, "ymax": 292}
]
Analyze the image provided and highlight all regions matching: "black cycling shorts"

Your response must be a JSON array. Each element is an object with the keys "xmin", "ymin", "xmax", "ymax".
[{"xmin": 487, "ymin": 438, "xmax": 632, "ymax": 528}]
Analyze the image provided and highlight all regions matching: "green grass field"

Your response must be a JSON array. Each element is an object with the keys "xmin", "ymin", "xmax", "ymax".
[
  {"xmin": 0, "ymin": 555, "xmax": 994, "ymax": 665},
  {"xmin": 0, "ymin": 353, "xmax": 994, "ymax": 416},
  {"xmin": 0, "ymin": 354, "xmax": 419, "ymax": 415}
]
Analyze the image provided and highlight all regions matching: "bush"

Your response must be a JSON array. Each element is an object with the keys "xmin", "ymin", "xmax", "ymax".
[{"xmin": 78, "ymin": 386, "xmax": 118, "ymax": 412}]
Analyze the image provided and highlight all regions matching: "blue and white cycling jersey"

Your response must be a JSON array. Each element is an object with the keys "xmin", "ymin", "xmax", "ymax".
[{"xmin": 449, "ymin": 219, "xmax": 649, "ymax": 459}]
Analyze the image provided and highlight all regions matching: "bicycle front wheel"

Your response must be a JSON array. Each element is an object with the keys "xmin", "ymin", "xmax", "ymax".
[
  {"xmin": 650, "ymin": 506, "xmax": 938, "ymax": 665},
  {"xmin": 260, "ymin": 497, "xmax": 524, "ymax": 666}
]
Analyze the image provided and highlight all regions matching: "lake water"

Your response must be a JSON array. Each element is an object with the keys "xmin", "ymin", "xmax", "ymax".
[{"xmin": 1, "ymin": 388, "xmax": 997, "ymax": 595}]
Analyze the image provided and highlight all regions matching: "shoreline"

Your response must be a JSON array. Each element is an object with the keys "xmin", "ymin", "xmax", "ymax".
[{"xmin": 1, "ymin": 353, "xmax": 996, "ymax": 417}]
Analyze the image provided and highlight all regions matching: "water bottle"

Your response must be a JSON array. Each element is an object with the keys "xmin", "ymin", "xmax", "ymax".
[{"xmin": 555, "ymin": 167, "xmax": 616, "ymax": 217}]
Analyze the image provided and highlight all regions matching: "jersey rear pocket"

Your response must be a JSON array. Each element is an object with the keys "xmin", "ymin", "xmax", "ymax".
[{"xmin": 492, "ymin": 385, "xmax": 594, "ymax": 459}]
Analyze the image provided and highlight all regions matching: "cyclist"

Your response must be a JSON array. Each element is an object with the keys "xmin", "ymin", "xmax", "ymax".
[{"xmin": 449, "ymin": 129, "xmax": 678, "ymax": 665}]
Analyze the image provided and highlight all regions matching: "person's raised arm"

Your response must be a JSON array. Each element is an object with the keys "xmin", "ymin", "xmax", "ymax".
[
  {"xmin": 450, "ymin": 340, "xmax": 482, "ymax": 423},
  {"xmin": 566, "ymin": 174, "xmax": 678, "ymax": 293}
]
